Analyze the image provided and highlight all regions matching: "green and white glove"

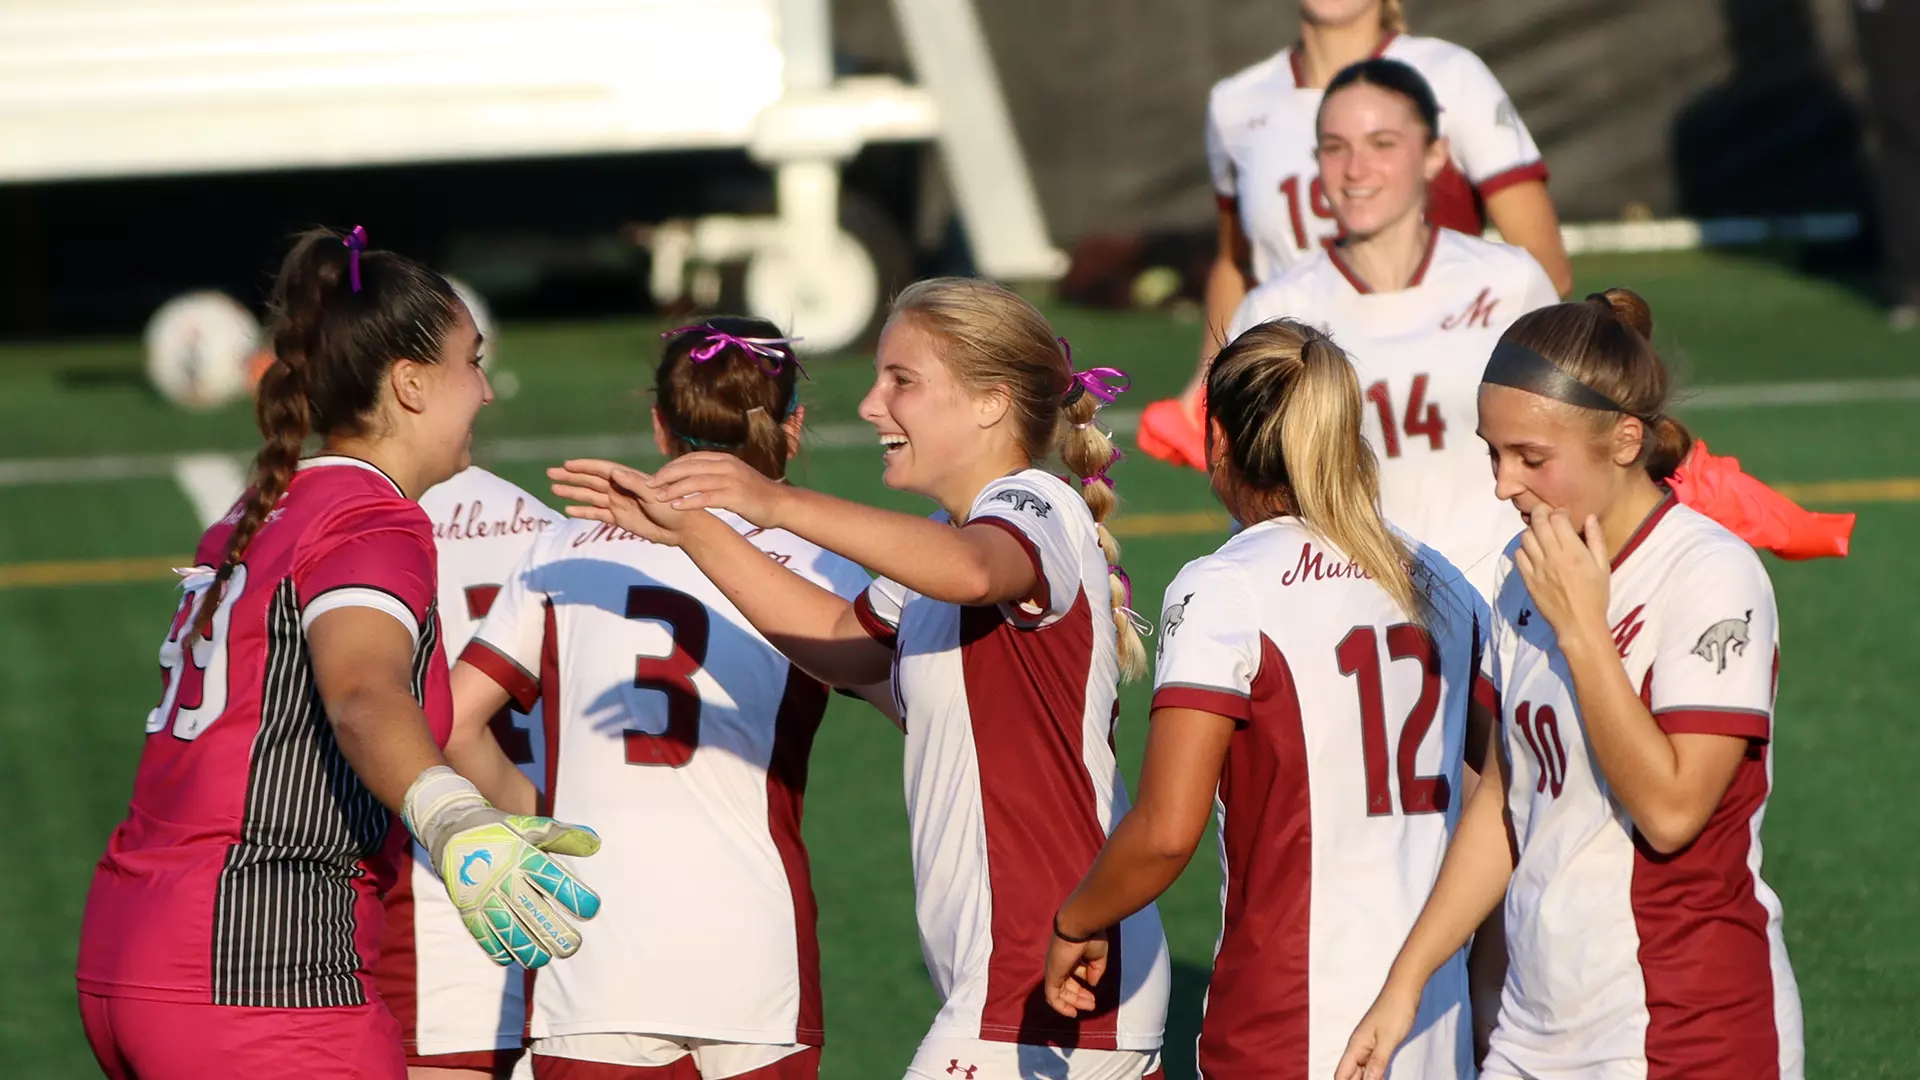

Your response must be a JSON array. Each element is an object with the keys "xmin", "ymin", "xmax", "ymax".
[{"xmin": 402, "ymin": 766, "xmax": 602, "ymax": 969}]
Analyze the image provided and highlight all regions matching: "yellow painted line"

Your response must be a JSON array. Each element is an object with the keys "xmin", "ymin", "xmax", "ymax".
[
  {"xmin": 0, "ymin": 555, "xmax": 188, "ymax": 591},
  {"xmin": 3, "ymin": 476, "xmax": 1916, "ymax": 590}
]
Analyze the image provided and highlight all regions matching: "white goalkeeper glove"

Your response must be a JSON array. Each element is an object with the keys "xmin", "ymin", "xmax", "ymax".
[{"xmin": 402, "ymin": 766, "xmax": 602, "ymax": 969}]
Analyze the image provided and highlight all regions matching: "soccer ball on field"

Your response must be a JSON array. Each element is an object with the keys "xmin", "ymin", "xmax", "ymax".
[{"xmin": 144, "ymin": 291, "xmax": 262, "ymax": 412}]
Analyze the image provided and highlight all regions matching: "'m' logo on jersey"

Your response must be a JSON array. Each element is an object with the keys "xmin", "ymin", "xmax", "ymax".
[
  {"xmin": 1611, "ymin": 604, "xmax": 1647, "ymax": 658},
  {"xmin": 458, "ymin": 849, "xmax": 493, "ymax": 887},
  {"xmin": 1440, "ymin": 287, "xmax": 1499, "ymax": 331},
  {"xmin": 946, "ymin": 1063, "xmax": 977, "ymax": 1079},
  {"xmin": 990, "ymin": 489, "xmax": 1051, "ymax": 517},
  {"xmin": 1692, "ymin": 610, "xmax": 1752, "ymax": 673}
]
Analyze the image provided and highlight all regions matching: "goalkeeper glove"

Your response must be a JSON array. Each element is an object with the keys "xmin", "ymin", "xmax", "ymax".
[{"xmin": 402, "ymin": 766, "xmax": 602, "ymax": 969}]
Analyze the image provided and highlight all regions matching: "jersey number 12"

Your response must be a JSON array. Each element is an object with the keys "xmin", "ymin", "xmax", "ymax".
[{"xmin": 1336, "ymin": 623, "xmax": 1452, "ymax": 816}]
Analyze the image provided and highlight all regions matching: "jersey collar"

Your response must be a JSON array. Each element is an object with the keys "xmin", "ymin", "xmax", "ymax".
[
  {"xmin": 1328, "ymin": 224, "xmax": 1440, "ymax": 294},
  {"xmin": 1609, "ymin": 489, "xmax": 1679, "ymax": 570},
  {"xmin": 1288, "ymin": 31, "xmax": 1400, "ymax": 89},
  {"xmin": 297, "ymin": 455, "xmax": 406, "ymax": 497}
]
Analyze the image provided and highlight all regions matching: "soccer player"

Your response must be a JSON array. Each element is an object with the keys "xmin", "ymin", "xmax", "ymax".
[
  {"xmin": 1230, "ymin": 58, "xmax": 1560, "ymax": 599},
  {"xmin": 551, "ymin": 280, "xmax": 1172, "ymax": 1080},
  {"xmin": 76, "ymin": 227, "xmax": 600, "ymax": 1080},
  {"xmin": 376, "ymin": 464, "xmax": 563, "ymax": 1078},
  {"xmin": 454, "ymin": 319, "xmax": 877, "ymax": 1080},
  {"xmin": 1337, "ymin": 289, "xmax": 1804, "ymax": 1080},
  {"xmin": 1139, "ymin": 0, "xmax": 1569, "ymax": 469},
  {"xmin": 1044, "ymin": 319, "xmax": 1487, "ymax": 1080}
]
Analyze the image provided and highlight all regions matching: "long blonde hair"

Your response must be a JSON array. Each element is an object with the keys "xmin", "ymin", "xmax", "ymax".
[
  {"xmin": 1207, "ymin": 319, "xmax": 1425, "ymax": 622},
  {"xmin": 889, "ymin": 278, "xmax": 1146, "ymax": 680}
]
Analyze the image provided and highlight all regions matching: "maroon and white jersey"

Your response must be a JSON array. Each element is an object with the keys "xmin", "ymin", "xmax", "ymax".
[
  {"xmin": 375, "ymin": 467, "xmax": 560, "ymax": 1058},
  {"xmin": 1207, "ymin": 33, "xmax": 1548, "ymax": 283},
  {"xmin": 1481, "ymin": 496, "xmax": 1803, "ymax": 1080},
  {"xmin": 852, "ymin": 470, "xmax": 1171, "ymax": 1051},
  {"xmin": 78, "ymin": 456, "xmax": 449, "ymax": 1009},
  {"xmin": 1150, "ymin": 518, "xmax": 1483, "ymax": 1080},
  {"xmin": 1229, "ymin": 227, "xmax": 1558, "ymax": 597},
  {"xmin": 460, "ymin": 511, "xmax": 870, "ymax": 1047}
]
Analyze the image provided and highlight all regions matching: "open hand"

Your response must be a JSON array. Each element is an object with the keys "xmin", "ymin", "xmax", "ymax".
[
  {"xmin": 548, "ymin": 459, "xmax": 690, "ymax": 546},
  {"xmin": 1334, "ymin": 983, "xmax": 1421, "ymax": 1080},
  {"xmin": 1513, "ymin": 507, "xmax": 1611, "ymax": 642},
  {"xmin": 647, "ymin": 452, "xmax": 791, "ymax": 527},
  {"xmin": 1042, "ymin": 929, "xmax": 1109, "ymax": 1019}
]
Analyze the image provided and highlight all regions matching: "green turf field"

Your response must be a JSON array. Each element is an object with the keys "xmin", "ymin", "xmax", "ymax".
[{"xmin": 1, "ymin": 250, "xmax": 1915, "ymax": 1077}]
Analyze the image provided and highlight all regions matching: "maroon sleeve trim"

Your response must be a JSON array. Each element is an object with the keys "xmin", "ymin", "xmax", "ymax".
[
  {"xmin": 852, "ymin": 590, "xmax": 899, "ymax": 650},
  {"xmin": 1152, "ymin": 685, "xmax": 1253, "ymax": 723},
  {"xmin": 1215, "ymin": 193, "xmax": 1239, "ymax": 214},
  {"xmin": 1655, "ymin": 707, "xmax": 1770, "ymax": 742},
  {"xmin": 1475, "ymin": 160, "xmax": 1550, "ymax": 198},
  {"xmin": 460, "ymin": 639, "xmax": 540, "ymax": 711},
  {"xmin": 968, "ymin": 515, "xmax": 1051, "ymax": 616},
  {"xmin": 1472, "ymin": 672, "xmax": 1500, "ymax": 717}
]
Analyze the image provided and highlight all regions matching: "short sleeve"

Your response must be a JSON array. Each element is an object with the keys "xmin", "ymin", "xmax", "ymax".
[
  {"xmin": 295, "ymin": 500, "xmax": 436, "ymax": 648},
  {"xmin": 854, "ymin": 575, "xmax": 908, "ymax": 649},
  {"xmin": 1646, "ymin": 550, "xmax": 1779, "ymax": 741},
  {"xmin": 1150, "ymin": 558, "xmax": 1261, "ymax": 723},
  {"xmin": 1442, "ymin": 50, "xmax": 1547, "ymax": 195},
  {"xmin": 1517, "ymin": 251, "xmax": 1560, "ymax": 312},
  {"xmin": 461, "ymin": 541, "xmax": 548, "ymax": 710},
  {"xmin": 1205, "ymin": 93, "xmax": 1238, "ymax": 200},
  {"xmin": 969, "ymin": 474, "xmax": 1084, "ymax": 628}
]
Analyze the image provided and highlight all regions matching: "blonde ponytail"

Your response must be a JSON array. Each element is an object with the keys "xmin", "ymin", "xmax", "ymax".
[
  {"xmin": 1061, "ymin": 388, "xmax": 1147, "ymax": 683},
  {"xmin": 1208, "ymin": 320, "xmax": 1425, "ymax": 623}
]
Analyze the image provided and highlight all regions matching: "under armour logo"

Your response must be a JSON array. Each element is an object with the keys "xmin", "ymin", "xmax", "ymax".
[
  {"xmin": 946, "ymin": 1062, "xmax": 978, "ymax": 1079},
  {"xmin": 1517, "ymin": 609, "xmax": 1531, "ymax": 627}
]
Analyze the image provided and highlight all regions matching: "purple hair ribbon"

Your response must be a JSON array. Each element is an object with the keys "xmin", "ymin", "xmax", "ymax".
[
  {"xmin": 664, "ymin": 325, "xmax": 807, "ymax": 378},
  {"xmin": 1081, "ymin": 446, "xmax": 1122, "ymax": 490},
  {"xmin": 343, "ymin": 225, "xmax": 368, "ymax": 293},
  {"xmin": 1110, "ymin": 563, "xmax": 1153, "ymax": 637}
]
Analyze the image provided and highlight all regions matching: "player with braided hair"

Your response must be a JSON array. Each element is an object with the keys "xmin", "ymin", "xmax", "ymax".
[
  {"xmin": 552, "ymin": 278, "xmax": 1171, "ymax": 1080},
  {"xmin": 78, "ymin": 227, "xmax": 599, "ymax": 1080}
]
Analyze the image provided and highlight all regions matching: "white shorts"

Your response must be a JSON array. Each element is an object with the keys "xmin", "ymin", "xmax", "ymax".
[
  {"xmin": 904, "ymin": 1038, "xmax": 1161, "ymax": 1080},
  {"xmin": 530, "ymin": 1033, "xmax": 812, "ymax": 1079}
]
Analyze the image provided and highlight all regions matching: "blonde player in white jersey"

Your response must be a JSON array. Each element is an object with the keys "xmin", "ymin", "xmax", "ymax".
[
  {"xmin": 1045, "ymin": 319, "xmax": 1488, "ymax": 1080},
  {"xmin": 1339, "ymin": 290, "xmax": 1804, "ymax": 1080},
  {"xmin": 1229, "ymin": 58, "xmax": 1560, "ymax": 599},
  {"xmin": 551, "ymin": 280, "xmax": 1171, "ymax": 1080},
  {"xmin": 1138, "ymin": 0, "xmax": 1570, "ymax": 470},
  {"xmin": 451, "ymin": 320, "xmax": 876, "ymax": 1080},
  {"xmin": 373, "ymin": 465, "xmax": 562, "ymax": 1078}
]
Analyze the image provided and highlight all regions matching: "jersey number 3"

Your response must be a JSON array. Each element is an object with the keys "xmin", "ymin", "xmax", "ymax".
[
  {"xmin": 147, "ymin": 565, "xmax": 247, "ymax": 741},
  {"xmin": 1337, "ymin": 623, "xmax": 1452, "ymax": 816},
  {"xmin": 624, "ymin": 586, "xmax": 711, "ymax": 769}
]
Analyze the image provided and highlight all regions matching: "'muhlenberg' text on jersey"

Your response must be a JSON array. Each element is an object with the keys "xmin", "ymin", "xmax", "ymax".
[
  {"xmin": 851, "ymin": 470, "xmax": 1171, "ymax": 1050},
  {"xmin": 1229, "ymin": 227, "xmax": 1559, "ymax": 597},
  {"xmin": 460, "ymin": 510, "xmax": 871, "ymax": 1047},
  {"xmin": 1150, "ymin": 518, "xmax": 1481, "ymax": 1080},
  {"xmin": 1481, "ymin": 496, "xmax": 1803, "ymax": 1080}
]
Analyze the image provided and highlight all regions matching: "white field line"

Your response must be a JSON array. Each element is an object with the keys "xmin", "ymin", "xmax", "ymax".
[
  {"xmin": 0, "ymin": 376, "xmax": 1913, "ymax": 493},
  {"xmin": 172, "ymin": 453, "xmax": 248, "ymax": 527}
]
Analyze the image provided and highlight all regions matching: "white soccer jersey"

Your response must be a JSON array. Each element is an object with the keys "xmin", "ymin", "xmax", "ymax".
[
  {"xmin": 1207, "ymin": 33, "xmax": 1547, "ymax": 283},
  {"xmin": 1151, "ymin": 519, "xmax": 1482, "ymax": 1080},
  {"xmin": 1481, "ymin": 497, "xmax": 1803, "ymax": 1080},
  {"xmin": 375, "ymin": 467, "xmax": 561, "ymax": 1059},
  {"xmin": 461, "ymin": 512, "xmax": 871, "ymax": 1048},
  {"xmin": 851, "ymin": 470, "xmax": 1170, "ymax": 1052},
  {"xmin": 1229, "ymin": 227, "xmax": 1559, "ymax": 597}
]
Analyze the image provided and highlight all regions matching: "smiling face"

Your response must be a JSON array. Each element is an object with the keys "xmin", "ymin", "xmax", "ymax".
[
  {"xmin": 1477, "ymin": 383, "xmax": 1648, "ymax": 529},
  {"xmin": 860, "ymin": 316, "xmax": 1019, "ymax": 508},
  {"xmin": 410, "ymin": 303, "xmax": 491, "ymax": 482},
  {"xmin": 1299, "ymin": 0, "xmax": 1381, "ymax": 28},
  {"xmin": 1316, "ymin": 81, "xmax": 1448, "ymax": 242}
]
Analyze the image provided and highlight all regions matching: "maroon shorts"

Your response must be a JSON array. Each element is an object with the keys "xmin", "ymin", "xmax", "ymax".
[
  {"xmin": 407, "ymin": 1046, "xmax": 525, "ymax": 1076},
  {"xmin": 79, "ymin": 991, "xmax": 406, "ymax": 1080}
]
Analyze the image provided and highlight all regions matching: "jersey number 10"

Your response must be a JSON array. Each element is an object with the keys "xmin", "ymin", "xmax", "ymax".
[
  {"xmin": 1336, "ymin": 623, "xmax": 1452, "ymax": 817},
  {"xmin": 147, "ymin": 565, "xmax": 247, "ymax": 741}
]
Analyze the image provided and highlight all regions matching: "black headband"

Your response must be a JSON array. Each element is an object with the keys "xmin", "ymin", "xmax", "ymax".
[{"xmin": 1481, "ymin": 341, "xmax": 1635, "ymax": 415}]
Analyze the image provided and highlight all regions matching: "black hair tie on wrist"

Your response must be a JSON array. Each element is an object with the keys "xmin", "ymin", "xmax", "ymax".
[{"xmin": 1053, "ymin": 913, "xmax": 1098, "ymax": 944}]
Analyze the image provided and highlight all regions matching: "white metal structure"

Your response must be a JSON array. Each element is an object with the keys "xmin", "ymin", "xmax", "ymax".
[{"xmin": 0, "ymin": 0, "xmax": 1065, "ymax": 352}]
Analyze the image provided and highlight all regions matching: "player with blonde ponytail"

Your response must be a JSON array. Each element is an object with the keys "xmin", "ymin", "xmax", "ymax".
[
  {"xmin": 1047, "ymin": 318, "xmax": 1489, "ymax": 1080},
  {"xmin": 552, "ymin": 277, "xmax": 1170, "ymax": 1080}
]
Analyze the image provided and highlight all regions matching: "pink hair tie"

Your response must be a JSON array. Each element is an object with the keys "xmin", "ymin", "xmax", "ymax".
[
  {"xmin": 1061, "ymin": 339, "xmax": 1131, "ymax": 407},
  {"xmin": 1110, "ymin": 563, "xmax": 1152, "ymax": 637},
  {"xmin": 1081, "ymin": 446, "xmax": 1122, "ymax": 490},
  {"xmin": 343, "ymin": 225, "xmax": 368, "ymax": 293},
  {"xmin": 664, "ymin": 325, "xmax": 808, "ymax": 378}
]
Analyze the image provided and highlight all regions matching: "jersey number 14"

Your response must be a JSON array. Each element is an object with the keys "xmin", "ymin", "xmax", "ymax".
[{"xmin": 1366, "ymin": 375, "xmax": 1447, "ymax": 458}]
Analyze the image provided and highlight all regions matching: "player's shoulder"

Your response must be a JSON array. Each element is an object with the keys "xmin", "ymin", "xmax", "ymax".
[
  {"xmin": 1435, "ymin": 228, "xmax": 1551, "ymax": 293},
  {"xmin": 420, "ymin": 466, "xmax": 562, "ymax": 524},
  {"xmin": 292, "ymin": 456, "xmax": 431, "ymax": 538},
  {"xmin": 1644, "ymin": 502, "xmax": 1773, "ymax": 593},
  {"xmin": 1400, "ymin": 528, "xmax": 1487, "ymax": 642},
  {"xmin": 1209, "ymin": 47, "xmax": 1296, "ymax": 118},
  {"xmin": 1383, "ymin": 34, "xmax": 1501, "ymax": 91},
  {"xmin": 729, "ymin": 513, "xmax": 872, "ymax": 597},
  {"xmin": 975, "ymin": 469, "xmax": 1082, "ymax": 527},
  {"xmin": 1237, "ymin": 254, "xmax": 1337, "ymax": 325}
]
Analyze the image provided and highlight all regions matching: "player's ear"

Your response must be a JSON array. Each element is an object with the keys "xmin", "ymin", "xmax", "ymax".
[
  {"xmin": 389, "ymin": 357, "xmax": 430, "ymax": 415},
  {"xmin": 1610, "ymin": 415, "xmax": 1646, "ymax": 468},
  {"xmin": 974, "ymin": 385, "xmax": 1012, "ymax": 430},
  {"xmin": 1423, "ymin": 134, "xmax": 1451, "ymax": 183},
  {"xmin": 650, "ymin": 406, "xmax": 674, "ymax": 457}
]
